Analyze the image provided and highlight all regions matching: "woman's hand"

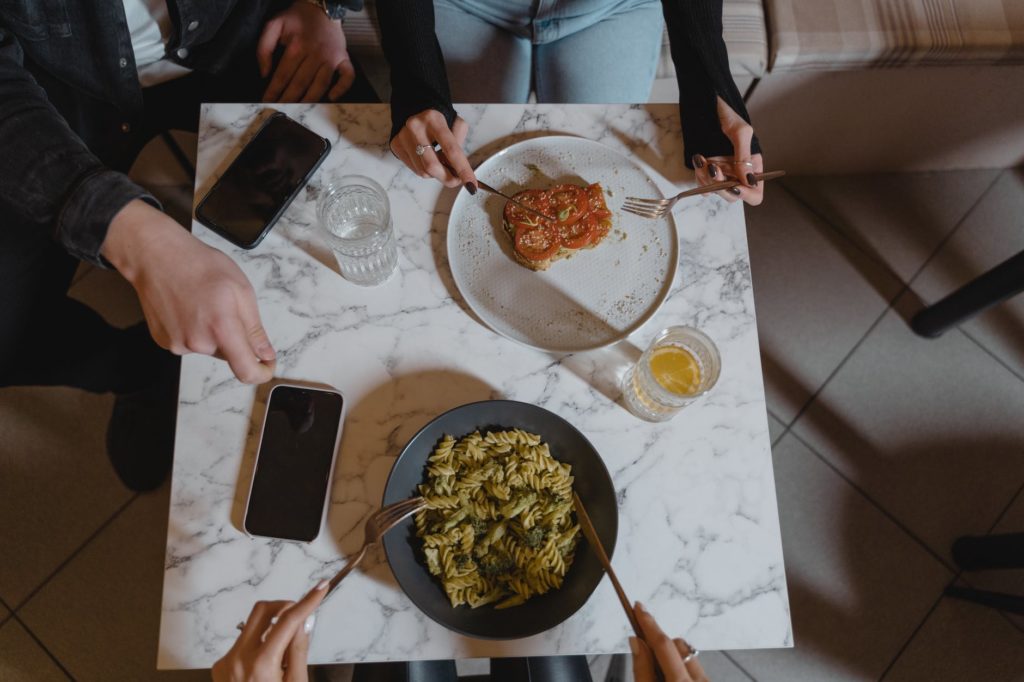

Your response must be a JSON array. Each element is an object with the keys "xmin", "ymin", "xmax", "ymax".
[
  {"xmin": 390, "ymin": 109, "xmax": 478, "ymax": 191},
  {"xmin": 257, "ymin": 2, "xmax": 355, "ymax": 103},
  {"xmin": 630, "ymin": 602, "xmax": 708, "ymax": 682},
  {"xmin": 211, "ymin": 580, "xmax": 329, "ymax": 682},
  {"xmin": 692, "ymin": 97, "xmax": 764, "ymax": 206}
]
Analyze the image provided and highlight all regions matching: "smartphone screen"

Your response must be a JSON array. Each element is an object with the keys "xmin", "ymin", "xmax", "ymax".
[
  {"xmin": 244, "ymin": 385, "xmax": 345, "ymax": 542},
  {"xmin": 196, "ymin": 112, "xmax": 330, "ymax": 249}
]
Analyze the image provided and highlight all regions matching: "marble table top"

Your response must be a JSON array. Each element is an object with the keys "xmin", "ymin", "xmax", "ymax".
[{"xmin": 157, "ymin": 103, "xmax": 791, "ymax": 669}]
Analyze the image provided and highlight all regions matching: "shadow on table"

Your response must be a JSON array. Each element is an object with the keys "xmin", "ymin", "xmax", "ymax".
[{"xmin": 320, "ymin": 369, "xmax": 498, "ymax": 586}]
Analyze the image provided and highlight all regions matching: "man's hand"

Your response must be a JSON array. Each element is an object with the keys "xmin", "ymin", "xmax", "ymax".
[
  {"xmin": 101, "ymin": 200, "xmax": 276, "ymax": 385},
  {"xmin": 258, "ymin": 2, "xmax": 354, "ymax": 103}
]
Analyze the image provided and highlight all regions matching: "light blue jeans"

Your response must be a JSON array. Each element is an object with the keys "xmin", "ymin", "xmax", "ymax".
[{"xmin": 433, "ymin": 0, "xmax": 664, "ymax": 103}]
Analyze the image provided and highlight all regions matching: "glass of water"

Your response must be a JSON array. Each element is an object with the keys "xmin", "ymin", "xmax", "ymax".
[
  {"xmin": 621, "ymin": 326, "xmax": 721, "ymax": 422},
  {"xmin": 317, "ymin": 174, "xmax": 398, "ymax": 286}
]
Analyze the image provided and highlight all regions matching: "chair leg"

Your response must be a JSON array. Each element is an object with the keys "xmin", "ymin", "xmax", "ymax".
[
  {"xmin": 952, "ymin": 532, "xmax": 1024, "ymax": 570},
  {"xmin": 945, "ymin": 585, "xmax": 1024, "ymax": 615},
  {"xmin": 160, "ymin": 130, "xmax": 196, "ymax": 183},
  {"xmin": 910, "ymin": 250, "xmax": 1024, "ymax": 337}
]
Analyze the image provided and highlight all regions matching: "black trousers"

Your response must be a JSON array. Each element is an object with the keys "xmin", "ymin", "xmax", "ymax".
[
  {"xmin": 349, "ymin": 656, "xmax": 593, "ymax": 682},
  {"xmin": 0, "ymin": 55, "xmax": 378, "ymax": 394}
]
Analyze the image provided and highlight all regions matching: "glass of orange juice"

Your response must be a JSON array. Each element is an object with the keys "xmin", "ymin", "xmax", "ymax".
[{"xmin": 621, "ymin": 326, "xmax": 721, "ymax": 421}]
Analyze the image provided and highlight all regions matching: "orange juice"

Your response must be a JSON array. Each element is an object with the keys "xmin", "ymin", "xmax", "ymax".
[{"xmin": 649, "ymin": 345, "xmax": 702, "ymax": 396}]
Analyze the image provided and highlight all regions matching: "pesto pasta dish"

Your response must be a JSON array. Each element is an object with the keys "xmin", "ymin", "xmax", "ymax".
[{"xmin": 414, "ymin": 429, "xmax": 580, "ymax": 609}]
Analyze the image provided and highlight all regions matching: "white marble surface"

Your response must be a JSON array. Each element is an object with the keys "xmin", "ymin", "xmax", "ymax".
[{"xmin": 158, "ymin": 103, "xmax": 791, "ymax": 669}]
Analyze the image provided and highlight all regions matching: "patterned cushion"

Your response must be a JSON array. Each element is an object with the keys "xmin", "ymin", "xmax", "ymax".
[
  {"xmin": 346, "ymin": 1, "xmax": 768, "ymax": 82},
  {"xmin": 767, "ymin": 0, "xmax": 1024, "ymax": 71}
]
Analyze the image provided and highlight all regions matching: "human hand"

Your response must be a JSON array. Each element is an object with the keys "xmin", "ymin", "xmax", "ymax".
[
  {"xmin": 692, "ymin": 97, "xmax": 764, "ymax": 206},
  {"xmin": 630, "ymin": 602, "xmax": 708, "ymax": 682},
  {"xmin": 257, "ymin": 1, "xmax": 354, "ymax": 103},
  {"xmin": 212, "ymin": 580, "xmax": 329, "ymax": 682},
  {"xmin": 390, "ymin": 109, "xmax": 478, "ymax": 191},
  {"xmin": 101, "ymin": 199, "xmax": 276, "ymax": 385}
]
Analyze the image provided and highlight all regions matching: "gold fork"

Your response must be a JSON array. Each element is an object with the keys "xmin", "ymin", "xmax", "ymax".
[
  {"xmin": 623, "ymin": 170, "xmax": 786, "ymax": 219},
  {"xmin": 321, "ymin": 496, "xmax": 426, "ymax": 602}
]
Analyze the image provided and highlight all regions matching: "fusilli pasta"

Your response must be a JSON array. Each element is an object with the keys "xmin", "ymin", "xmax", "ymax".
[{"xmin": 415, "ymin": 429, "xmax": 579, "ymax": 609}]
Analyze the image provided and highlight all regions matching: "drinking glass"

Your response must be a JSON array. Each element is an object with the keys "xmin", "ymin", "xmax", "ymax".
[
  {"xmin": 317, "ymin": 174, "xmax": 397, "ymax": 286},
  {"xmin": 621, "ymin": 326, "xmax": 721, "ymax": 422}
]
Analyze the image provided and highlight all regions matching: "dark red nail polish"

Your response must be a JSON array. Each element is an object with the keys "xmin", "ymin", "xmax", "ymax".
[
  {"xmin": 708, "ymin": 163, "xmax": 718, "ymax": 178},
  {"xmin": 747, "ymin": 173, "xmax": 757, "ymax": 186},
  {"xmin": 692, "ymin": 155, "xmax": 705, "ymax": 169},
  {"xmin": 465, "ymin": 182, "xmax": 477, "ymax": 195},
  {"xmin": 729, "ymin": 187, "xmax": 742, "ymax": 195}
]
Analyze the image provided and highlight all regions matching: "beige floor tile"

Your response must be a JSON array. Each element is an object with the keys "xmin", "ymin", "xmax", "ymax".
[
  {"xmin": 745, "ymin": 188, "xmax": 903, "ymax": 423},
  {"xmin": 129, "ymin": 132, "xmax": 197, "ymax": 189},
  {"xmin": 0, "ymin": 618, "xmax": 69, "ymax": 682},
  {"xmin": 729, "ymin": 434, "xmax": 952, "ymax": 682},
  {"xmin": 0, "ymin": 386, "xmax": 132, "ymax": 606},
  {"xmin": 19, "ymin": 486, "xmax": 209, "ymax": 682},
  {"xmin": 782, "ymin": 170, "xmax": 1001, "ymax": 283},
  {"xmin": 910, "ymin": 169, "xmax": 1024, "ymax": 377},
  {"xmin": 67, "ymin": 266, "xmax": 144, "ymax": 330},
  {"xmin": 697, "ymin": 652, "xmax": 756, "ymax": 681},
  {"xmin": 582, "ymin": 651, "xmax": 752, "ymax": 681},
  {"xmin": 768, "ymin": 413, "xmax": 786, "ymax": 445},
  {"xmin": 882, "ymin": 595, "xmax": 1024, "ymax": 681},
  {"xmin": 791, "ymin": 306, "xmax": 1024, "ymax": 564}
]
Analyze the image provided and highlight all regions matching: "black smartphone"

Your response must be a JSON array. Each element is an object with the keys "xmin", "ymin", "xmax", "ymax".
[
  {"xmin": 243, "ymin": 384, "xmax": 345, "ymax": 542},
  {"xmin": 195, "ymin": 111, "xmax": 330, "ymax": 249}
]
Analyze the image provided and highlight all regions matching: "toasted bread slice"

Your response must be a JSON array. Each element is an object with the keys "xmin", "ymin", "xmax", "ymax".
[{"xmin": 502, "ymin": 183, "xmax": 612, "ymax": 271}]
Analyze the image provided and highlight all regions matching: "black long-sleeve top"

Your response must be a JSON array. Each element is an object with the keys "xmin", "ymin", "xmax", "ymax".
[{"xmin": 377, "ymin": 0, "xmax": 760, "ymax": 168}]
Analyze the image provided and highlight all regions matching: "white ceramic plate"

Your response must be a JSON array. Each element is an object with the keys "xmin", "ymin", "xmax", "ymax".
[{"xmin": 446, "ymin": 136, "xmax": 678, "ymax": 353}]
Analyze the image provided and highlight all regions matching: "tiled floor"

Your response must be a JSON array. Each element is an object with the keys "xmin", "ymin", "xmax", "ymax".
[{"xmin": 2, "ymin": 163, "xmax": 1022, "ymax": 680}]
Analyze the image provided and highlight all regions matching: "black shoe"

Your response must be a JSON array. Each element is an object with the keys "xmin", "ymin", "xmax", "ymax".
[{"xmin": 105, "ymin": 352, "xmax": 179, "ymax": 492}]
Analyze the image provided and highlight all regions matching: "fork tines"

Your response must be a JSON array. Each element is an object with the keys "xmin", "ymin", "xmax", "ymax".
[
  {"xmin": 621, "ymin": 201, "xmax": 669, "ymax": 219},
  {"xmin": 377, "ymin": 496, "xmax": 426, "ymax": 525}
]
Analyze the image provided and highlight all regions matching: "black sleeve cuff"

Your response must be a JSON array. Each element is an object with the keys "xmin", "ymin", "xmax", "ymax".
[{"xmin": 57, "ymin": 169, "xmax": 160, "ymax": 267}]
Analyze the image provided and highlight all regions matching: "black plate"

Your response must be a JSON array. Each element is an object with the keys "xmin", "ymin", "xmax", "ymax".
[{"xmin": 382, "ymin": 400, "xmax": 618, "ymax": 639}]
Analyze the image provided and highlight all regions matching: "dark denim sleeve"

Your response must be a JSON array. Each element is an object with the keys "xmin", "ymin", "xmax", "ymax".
[{"xmin": 0, "ymin": 22, "xmax": 157, "ymax": 267}]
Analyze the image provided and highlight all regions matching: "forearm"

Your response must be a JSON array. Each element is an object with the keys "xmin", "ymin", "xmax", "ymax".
[
  {"xmin": 376, "ymin": 0, "xmax": 456, "ymax": 139},
  {"xmin": 662, "ymin": 0, "xmax": 761, "ymax": 165},
  {"xmin": 0, "ymin": 26, "xmax": 155, "ymax": 266}
]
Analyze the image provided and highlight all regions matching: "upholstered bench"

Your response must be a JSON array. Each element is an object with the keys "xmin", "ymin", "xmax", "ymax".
[
  {"xmin": 344, "ymin": 0, "xmax": 768, "ymax": 105},
  {"xmin": 749, "ymin": 0, "xmax": 1024, "ymax": 172}
]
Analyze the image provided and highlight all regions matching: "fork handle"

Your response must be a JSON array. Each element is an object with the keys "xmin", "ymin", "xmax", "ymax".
[
  {"xmin": 322, "ymin": 544, "xmax": 370, "ymax": 603},
  {"xmin": 674, "ymin": 170, "xmax": 786, "ymax": 200}
]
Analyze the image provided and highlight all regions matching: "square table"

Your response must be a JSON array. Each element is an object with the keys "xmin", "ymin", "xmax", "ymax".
[{"xmin": 157, "ymin": 103, "xmax": 791, "ymax": 669}]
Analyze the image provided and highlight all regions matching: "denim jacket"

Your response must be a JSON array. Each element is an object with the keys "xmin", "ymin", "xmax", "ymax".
[{"xmin": 0, "ymin": 0, "xmax": 359, "ymax": 266}]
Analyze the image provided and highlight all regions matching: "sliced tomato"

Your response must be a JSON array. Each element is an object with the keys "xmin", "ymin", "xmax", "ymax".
[
  {"xmin": 548, "ymin": 184, "xmax": 589, "ymax": 227},
  {"xmin": 557, "ymin": 217, "xmax": 597, "ymax": 249},
  {"xmin": 514, "ymin": 224, "xmax": 560, "ymax": 262},
  {"xmin": 585, "ymin": 184, "xmax": 611, "ymax": 218},
  {"xmin": 504, "ymin": 189, "xmax": 551, "ymax": 226}
]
